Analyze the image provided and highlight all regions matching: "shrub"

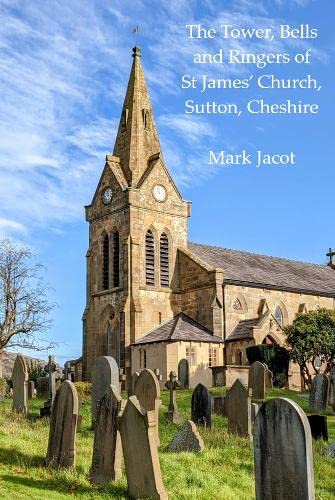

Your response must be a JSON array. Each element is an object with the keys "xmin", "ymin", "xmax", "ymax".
[
  {"xmin": 74, "ymin": 382, "xmax": 92, "ymax": 401},
  {"xmin": 246, "ymin": 344, "xmax": 290, "ymax": 388},
  {"xmin": 0, "ymin": 378, "xmax": 8, "ymax": 397},
  {"xmin": 28, "ymin": 360, "xmax": 47, "ymax": 382}
]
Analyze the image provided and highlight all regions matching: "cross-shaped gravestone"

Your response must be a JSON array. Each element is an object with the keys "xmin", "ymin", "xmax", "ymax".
[
  {"xmin": 40, "ymin": 355, "xmax": 57, "ymax": 417},
  {"xmin": 165, "ymin": 371, "xmax": 183, "ymax": 424},
  {"xmin": 327, "ymin": 247, "xmax": 335, "ymax": 266}
]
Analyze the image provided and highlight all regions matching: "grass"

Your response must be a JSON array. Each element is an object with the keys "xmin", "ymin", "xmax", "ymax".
[{"xmin": 0, "ymin": 388, "xmax": 334, "ymax": 499}]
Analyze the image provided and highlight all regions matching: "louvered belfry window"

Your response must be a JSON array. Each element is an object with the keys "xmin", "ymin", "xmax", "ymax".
[
  {"xmin": 160, "ymin": 232, "xmax": 169, "ymax": 287},
  {"xmin": 112, "ymin": 230, "xmax": 120, "ymax": 287},
  {"xmin": 102, "ymin": 234, "xmax": 109, "ymax": 290},
  {"xmin": 145, "ymin": 230, "xmax": 155, "ymax": 286}
]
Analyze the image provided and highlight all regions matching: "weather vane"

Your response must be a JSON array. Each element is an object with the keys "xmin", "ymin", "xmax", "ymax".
[{"xmin": 133, "ymin": 26, "xmax": 140, "ymax": 45}]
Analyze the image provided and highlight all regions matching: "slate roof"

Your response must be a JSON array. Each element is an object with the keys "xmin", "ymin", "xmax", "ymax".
[
  {"xmin": 225, "ymin": 317, "xmax": 262, "ymax": 342},
  {"xmin": 133, "ymin": 312, "xmax": 224, "ymax": 345},
  {"xmin": 188, "ymin": 242, "xmax": 335, "ymax": 297}
]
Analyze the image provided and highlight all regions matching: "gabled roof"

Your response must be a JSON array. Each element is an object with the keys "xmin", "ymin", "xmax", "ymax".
[
  {"xmin": 226, "ymin": 310, "xmax": 282, "ymax": 342},
  {"xmin": 188, "ymin": 242, "xmax": 335, "ymax": 297},
  {"xmin": 133, "ymin": 312, "xmax": 223, "ymax": 345}
]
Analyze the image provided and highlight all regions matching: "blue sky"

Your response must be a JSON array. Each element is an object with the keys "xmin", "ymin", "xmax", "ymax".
[{"xmin": 0, "ymin": 0, "xmax": 334, "ymax": 363}]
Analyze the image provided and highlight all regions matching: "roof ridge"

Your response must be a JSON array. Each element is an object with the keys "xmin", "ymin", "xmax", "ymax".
[{"xmin": 188, "ymin": 241, "xmax": 329, "ymax": 269}]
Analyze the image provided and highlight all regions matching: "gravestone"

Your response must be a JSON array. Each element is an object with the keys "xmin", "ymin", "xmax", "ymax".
[
  {"xmin": 119, "ymin": 396, "xmax": 167, "ymax": 500},
  {"xmin": 213, "ymin": 396, "xmax": 226, "ymax": 416},
  {"xmin": 309, "ymin": 373, "xmax": 328, "ymax": 412},
  {"xmin": 154, "ymin": 369, "xmax": 163, "ymax": 383},
  {"xmin": 165, "ymin": 371, "xmax": 183, "ymax": 423},
  {"xmin": 263, "ymin": 364, "xmax": 273, "ymax": 389},
  {"xmin": 12, "ymin": 354, "xmax": 28, "ymax": 416},
  {"xmin": 128, "ymin": 371, "xmax": 140, "ymax": 397},
  {"xmin": 254, "ymin": 398, "xmax": 315, "ymax": 500},
  {"xmin": 91, "ymin": 356, "xmax": 119, "ymax": 427},
  {"xmin": 191, "ymin": 383, "xmax": 212, "ymax": 428},
  {"xmin": 45, "ymin": 380, "xmax": 78, "ymax": 468},
  {"xmin": 225, "ymin": 379, "xmax": 252, "ymax": 438},
  {"xmin": 28, "ymin": 381, "xmax": 35, "ymax": 399},
  {"xmin": 63, "ymin": 361, "xmax": 72, "ymax": 381},
  {"xmin": 169, "ymin": 420, "xmax": 204, "ymax": 453},
  {"xmin": 307, "ymin": 415, "xmax": 328, "ymax": 441},
  {"xmin": 89, "ymin": 385, "xmax": 124, "ymax": 484},
  {"xmin": 248, "ymin": 361, "xmax": 266, "ymax": 400},
  {"xmin": 178, "ymin": 359, "xmax": 189, "ymax": 389},
  {"xmin": 325, "ymin": 440, "xmax": 335, "ymax": 458},
  {"xmin": 251, "ymin": 403, "xmax": 259, "ymax": 421},
  {"xmin": 134, "ymin": 368, "xmax": 161, "ymax": 444},
  {"xmin": 40, "ymin": 355, "xmax": 57, "ymax": 417},
  {"xmin": 36, "ymin": 376, "xmax": 49, "ymax": 397}
]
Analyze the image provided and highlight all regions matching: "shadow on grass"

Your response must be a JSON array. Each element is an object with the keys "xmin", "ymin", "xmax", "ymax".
[
  {"xmin": 0, "ymin": 474, "xmax": 128, "ymax": 497},
  {"xmin": 0, "ymin": 447, "xmax": 45, "ymax": 468}
]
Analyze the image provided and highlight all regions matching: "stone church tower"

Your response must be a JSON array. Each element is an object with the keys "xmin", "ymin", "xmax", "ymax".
[{"xmin": 82, "ymin": 47, "xmax": 191, "ymax": 380}]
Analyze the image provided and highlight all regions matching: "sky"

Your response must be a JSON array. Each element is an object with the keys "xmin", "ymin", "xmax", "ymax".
[{"xmin": 0, "ymin": 0, "xmax": 334, "ymax": 363}]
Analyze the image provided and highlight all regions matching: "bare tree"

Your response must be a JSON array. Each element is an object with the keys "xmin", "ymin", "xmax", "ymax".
[{"xmin": 0, "ymin": 238, "xmax": 54, "ymax": 352}]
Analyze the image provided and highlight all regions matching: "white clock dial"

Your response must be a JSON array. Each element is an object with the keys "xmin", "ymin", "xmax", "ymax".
[
  {"xmin": 102, "ymin": 187, "xmax": 113, "ymax": 205},
  {"xmin": 153, "ymin": 184, "xmax": 166, "ymax": 202}
]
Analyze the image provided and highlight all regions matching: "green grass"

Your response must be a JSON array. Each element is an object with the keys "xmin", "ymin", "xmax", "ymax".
[{"xmin": 0, "ymin": 388, "xmax": 334, "ymax": 499}]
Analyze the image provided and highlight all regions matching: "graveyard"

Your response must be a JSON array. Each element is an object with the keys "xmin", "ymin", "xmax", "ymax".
[{"xmin": 0, "ymin": 382, "xmax": 334, "ymax": 499}]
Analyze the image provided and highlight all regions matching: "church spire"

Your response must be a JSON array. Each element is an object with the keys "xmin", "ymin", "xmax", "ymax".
[{"xmin": 113, "ymin": 46, "xmax": 161, "ymax": 187}]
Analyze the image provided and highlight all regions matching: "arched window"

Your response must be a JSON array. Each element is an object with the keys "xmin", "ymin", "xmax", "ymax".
[
  {"xmin": 112, "ymin": 230, "xmax": 120, "ymax": 287},
  {"xmin": 274, "ymin": 306, "xmax": 283, "ymax": 326},
  {"xmin": 145, "ymin": 230, "xmax": 155, "ymax": 286},
  {"xmin": 102, "ymin": 234, "xmax": 109, "ymax": 290},
  {"xmin": 233, "ymin": 298, "xmax": 242, "ymax": 311},
  {"xmin": 160, "ymin": 232, "xmax": 169, "ymax": 287}
]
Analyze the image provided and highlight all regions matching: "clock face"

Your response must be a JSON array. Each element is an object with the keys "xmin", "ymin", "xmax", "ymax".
[
  {"xmin": 153, "ymin": 184, "xmax": 167, "ymax": 202},
  {"xmin": 102, "ymin": 187, "xmax": 113, "ymax": 205}
]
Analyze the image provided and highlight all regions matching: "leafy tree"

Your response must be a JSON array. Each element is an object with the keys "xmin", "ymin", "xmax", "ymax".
[
  {"xmin": 284, "ymin": 308, "xmax": 335, "ymax": 388},
  {"xmin": 246, "ymin": 344, "xmax": 290, "ymax": 388},
  {"xmin": 0, "ymin": 238, "xmax": 54, "ymax": 352},
  {"xmin": 27, "ymin": 360, "xmax": 47, "ymax": 382}
]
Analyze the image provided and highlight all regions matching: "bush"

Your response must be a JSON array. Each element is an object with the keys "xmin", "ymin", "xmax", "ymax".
[
  {"xmin": 0, "ymin": 378, "xmax": 8, "ymax": 397},
  {"xmin": 246, "ymin": 344, "xmax": 290, "ymax": 388},
  {"xmin": 74, "ymin": 382, "xmax": 92, "ymax": 401},
  {"xmin": 28, "ymin": 360, "xmax": 47, "ymax": 382}
]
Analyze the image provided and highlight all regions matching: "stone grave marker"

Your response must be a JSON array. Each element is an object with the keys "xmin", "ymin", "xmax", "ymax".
[
  {"xmin": 128, "ymin": 371, "xmax": 140, "ymax": 397},
  {"xmin": 169, "ymin": 420, "xmax": 204, "ymax": 453},
  {"xmin": 225, "ymin": 378, "xmax": 252, "ymax": 438},
  {"xmin": 12, "ymin": 354, "xmax": 28, "ymax": 416},
  {"xmin": 28, "ymin": 381, "xmax": 35, "ymax": 399},
  {"xmin": 45, "ymin": 380, "xmax": 78, "ymax": 468},
  {"xmin": 309, "ymin": 373, "xmax": 328, "ymax": 412},
  {"xmin": 251, "ymin": 402, "xmax": 259, "ymax": 421},
  {"xmin": 63, "ymin": 361, "xmax": 72, "ymax": 381},
  {"xmin": 89, "ymin": 385, "xmax": 124, "ymax": 484},
  {"xmin": 213, "ymin": 396, "xmax": 226, "ymax": 416},
  {"xmin": 165, "ymin": 371, "xmax": 183, "ymax": 423},
  {"xmin": 178, "ymin": 358, "xmax": 189, "ymax": 389},
  {"xmin": 307, "ymin": 415, "xmax": 328, "ymax": 441},
  {"xmin": 134, "ymin": 368, "xmax": 161, "ymax": 444},
  {"xmin": 191, "ymin": 383, "xmax": 212, "ymax": 428},
  {"xmin": 40, "ymin": 355, "xmax": 57, "ymax": 417},
  {"xmin": 325, "ymin": 440, "xmax": 335, "ymax": 458},
  {"xmin": 119, "ymin": 395, "xmax": 167, "ymax": 500},
  {"xmin": 262, "ymin": 364, "xmax": 273, "ymax": 389},
  {"xmin": 36, "ymin": 376, "xmax": 49, "ymax": 398},
  {"xmin": 254, "ymin": 397, "xmax": 315, "ymax": 500},
  {"xmin": 154, "ymin": 368, "xmax": 163, "ymax": 383},
  {"xmin": 91, "ymin": 356, "xmax": 119, "ymax": 427},
  {"xmin": 248, "ymin": 361, "xmax": 266, "ymax": 400}
]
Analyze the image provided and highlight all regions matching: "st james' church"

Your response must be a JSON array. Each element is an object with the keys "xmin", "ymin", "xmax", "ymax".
[{"xmin": 80, "ymin": 47, "xmax": 335, "ymax": 389}]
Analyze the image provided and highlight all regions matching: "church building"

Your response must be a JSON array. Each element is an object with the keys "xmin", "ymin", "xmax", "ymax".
[{"xmin": 81, "ymin": 46, "xmax": 335, "ymax": 389}]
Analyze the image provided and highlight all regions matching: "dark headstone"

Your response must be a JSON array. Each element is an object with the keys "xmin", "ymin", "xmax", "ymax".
[
  {"xmin": 254, "ymin": 398, "xmax": 315, "ymax": 500},
  {"xmin": 213, "ymin": 396, "xmax": 226, "ymax": 416},
  {"xmin": 309, "ymin": 373, "xmax": 328, "ymax": 412},
  {"xmin": 325, "ymin": 440, "xmax": 335, "ymax": 458},
  {"xmin": 169, "ymin": 420, "xmax": 204, "ymax": 453},
  {"xmin": 248, "ymin": 361, "xmax": 266, "ymax": 400},
  {"xmin": 178, "ymin": 359, "xmax": 189, "ymax": 389},
  {"xmin": 307, "ymin": 415, "xmax": 328, "ymax": 441},
  {"xmin": 225, "ymin": 379, "xmax": 252, "ymax": 438},
  {"xmin": 165, "ymin": 371, "xmax": 183, "ymax": 424},
  {"xmin": 191, "ymin": 383, "xmax": 212, "ymax": 428},
  {"xmin": 40, "ymin": 355, "xmax": 57, "ymax": 417}
]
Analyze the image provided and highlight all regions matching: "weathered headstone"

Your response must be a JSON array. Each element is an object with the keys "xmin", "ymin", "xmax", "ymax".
[
  {"xmin": 263, "ymin": 364, "xmax": 273, "ymax": 389},
  {"xmin": 63, "ymin": 361, "xmax": 72, "ymax": 381},
  {"xmin": 213, "ymin": 396, "xmax": 226, "ymax": 416},
  {"xmin": 128, "ymin": 371, "xmax": 140, "ymax": 397},
  {"xmin": 91, "ymin": 356, "xmax": 119, "ymax": 427},
  {"xmin": 254, "ymin": 398, "xmax": 315, "ymax": 500},
  {"xmin": 307, "ymin": 415, "xmax": 328, "ymax": 441},
  {"xmin": 119, "ymin": 396, "xmax": 167, "ymax": 500},
  {"xmin": 36, "ymin": 376, "xmax": 49, "ymax": 398},
  {"xmin": 165, "ymin": 371, "xmax": 183, "ymax": 424},
  {"xmin": 178, "ymin": 358, "xmax": 189, "ymax": 389},
  {"xmin": 134, "ymin": 368, "xmax": 161, "ymax": 444},
  {"xmin": 248, "ymin": 361, "xmax": 266, "ymax": 400},
  {"xmin": 251, "ymin": 402, "xmax": 259, "ymax": 421},
  {"xmin": 89, "ymin": 385, "xmax": 124, "ymax": 484},
  {"xmin": 191, "ymin": 383, "xmax": 212, "ymax": 428},
  {"xmin": 45, "ymin": 380, "xmax": 78, "ymax": 468},
  {"xmin": 40, "ymin": 355, "xmax": 57, "ymax": 417},
  {"xmin": 325, "ymin": 440, "xmax": 335, "ymax": 458},
  {"xmin": 154, "ymin": 368, "xmax": 163, "ymax": 383},
  {"xmin": 309, "ymin": 373, "xmax": 328, "ymax": 412},
  {"xmin": 28, "ymin": 381, "xmax": 35, "ymax": 399},
  {"xmin": 169, "ymin": 420, "xmax": 204, "ymax": 452},
  {"xmin": 225, "ymin": 379, "xmax": 252, "ymax": 438},
  {"xmin": 12, "ymin": 354, "xmax": 28, "ymax": 416}
]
